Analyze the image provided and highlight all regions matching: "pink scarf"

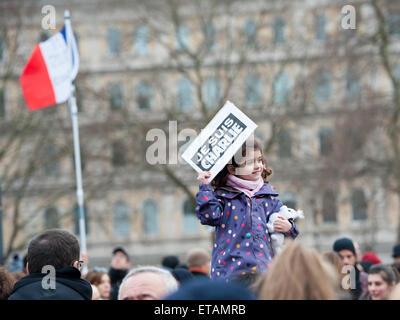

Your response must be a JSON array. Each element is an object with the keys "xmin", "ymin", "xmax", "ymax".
[{"xmin": 226, "ymin": 174, "xmax": 264, "ymax": 198}]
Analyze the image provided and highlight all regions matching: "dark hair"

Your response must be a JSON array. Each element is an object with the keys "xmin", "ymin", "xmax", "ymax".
[
  {"xmin": 0, "ymin": 266, "xmax": 16, "ymax": 300},
  {"xmin": 86, "ymin": 271, "xmax": 109, "ymax": 286},
  {"xmin": 211, "ymin": 137, "xmax": 272, "ymax": 188},
  {"xmin": 161, "ymin": 255, "xmax": 180, "ymax": 269},
  {"xmin": 368, "ymin": 264, "xmax": 398, "ymax": 285},
  {"xmin": 27, "ymin": 229, "xmax": 80, "ymax": 273}
]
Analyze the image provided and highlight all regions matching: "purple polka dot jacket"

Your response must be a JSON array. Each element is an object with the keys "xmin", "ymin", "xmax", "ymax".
[{"xmin": 196, "ymin": 183, "xmax": 299, "ymax": 281}]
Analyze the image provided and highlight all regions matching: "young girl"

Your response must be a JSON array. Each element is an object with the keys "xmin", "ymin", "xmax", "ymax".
[{"xmin": 196, "ymin": 138, "xmax": 299, "ymax": 281}]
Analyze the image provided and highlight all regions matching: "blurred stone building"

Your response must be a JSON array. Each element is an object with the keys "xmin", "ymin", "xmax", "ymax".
[{"xmin": 1, "ymin": 0, "xmax": 400, "ymax": 267}]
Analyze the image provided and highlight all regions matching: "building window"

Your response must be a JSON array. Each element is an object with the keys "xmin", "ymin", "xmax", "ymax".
[
  {"xmin": 134, "ymin": 25, "xmax": 148, "ymax": 56},
  {"xmin": 345, "ymin": 68, "xmax": 360, "ymax": 100},
  {"xmin": 273, "ymin": 17, "xmax": 286, "ymax": 44},
  {"xmin": 322, "ymin": 190, "xmax": 337, "ymax": 223},
  {"xmin": 177, "ymin": 78, "xmax": 193, "ymax": 110},
  {"xmin": 108, "ymin": 82, "xmax": 124, "ymax": 110},
  {"xmin": 244, "ymin": 19, "xmax": 258, "ymax": 47},
  {"xmin": 319, "ymin": 127, "xmax": 333, "ymax": 157},
  {"xmin": 315, "ymin": 14, "xmax": 327, "ymax": 41},
  {"xmin": 314, "ymin": 70, "xmax": 332, "ymax": 101},
  {"xmin": 142, "ymin": 200, "xmax": 159, "ymax": 235},
  {"xmin": 73, "ymin": 205, "xmax": 89, "ymax": 235},
  {"xmin": 41, "ymin": 143, "xmax": 59, "ymax": 175},
  {"xmin": 202, "ymin": 77, "xmax": 220, "ymax": 109},
  {"xmin": 278, "ymin": 130, "xmax": 292, "ymax": 159},
  {"xmin": 351, "ymin": 189, "xmax": 368, "ymax": 221},
  {"xmin": 0, "ymin": 88, "xmax": 5, "ymax": 118},
  {"xmin": 135, "ymin": 81, "xmax": 152, "ymax": 110},
  {"xmin": 107, "ymin": 27, "xmax": 121, "ymax": 57},
  {"xmin": 44, "ymin": 207, "xmax": 59, "ymax": 229},
  {"xmin": 0, "ymin": 35, "xmax": 5, "ymax": 61},
  {"xmin": 112, "ymin": 141, "xmax": 127, "ymax": 167},
  {"xmin": 183, "ymin": 198, "xmax": 199, "ymax": 234},
  {"xmin": 203, "ymin": 22, "xmax": 216, "ymax": 50},
  {"xmin": 245, "ymin": 74, "xmax": 263, "ymax": 107},
  {"xmin": 176, "ymin": 24, "xmax": 189, "ymax": 51},
  {"xmin": 280, "ymin": 193, "xmax": 297, "ymax": 210},
  {"xmin": 273, "ymin": 72, "xmax": 290, "ymax": 104},
  {"xmin": 388, "ymin": 13, "xmax": 400, "ymax": 35},
  {"xmin": 113, "ymin": 201, "xmax": 130, "ymax": 237}
]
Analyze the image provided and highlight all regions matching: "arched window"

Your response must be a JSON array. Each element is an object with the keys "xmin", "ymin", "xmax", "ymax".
[
  {"xmin": 202, "ymin": 77, "xmax": 220, "ymax": 109},
  {"xmin": 273, "ymin": 72, "xmax": 290, "ymax": 104},
  {"xmin": 319, "ymin": 127, "xmax": 333, "ymax": 157},
  {"xmin": 73, "ymin": 204, "xmax": 89, "ymax": 235},
  {"xmin": 176, "ymin": 24, "xmax": 189, "ymax": 50},
  {"xmin": 111, "ymin": 141, "xmax": 127, "ymax": 167},
  {"xmin": 322, "ymin": 190, "xmax": 337, "ymax": 223},
  {"xmin": 142, "ymin": 200, "xmax": 159, "ymax": 235},
  {"xmin": 278, "ymin": 130, "xmax": 292, "ymax": 159},
  {"xmin": 107, "ymin": 27, "xmax": 121, "ymax": 57},
  {"xmin": 44, "ymin": 207, "xmax": 59, "ymax": 229},
  {"xmin": 315, "ymin": 70, "xmax": 332, "ymax": 101},
  {"xmin": 315, "ymin": 14, "xmax": 327, "ymax": 41},
  {"xmin": 203, "ymin": 22, "xmax": 216, "ymax": 50},
  {"xmin": 245, "ymin": 74, "xmax": 263, "ymax": 107},
  {"xmin": 351, "ymin": 189, "xmax": 368, "ymax": 221},
  {"xmin": 273, "ymin": 17, "xmax": 286, "ymax": 44},
  {"xmin": 135, "ymin": 81, "xmax": 152, "ymax": 110},
  {"xmin": 41, "ymin": 143, "xmax": 59, "ymax": 175},
  {"xmin": 108, "ymin": 82, "xmax": 124, "ymax": 110},
  {"xmin": 345, "ymin": 68, "xmax": 360, "ymax": 100},
  {"xmin": 183, "ymin": 198, "xmax": 199, "ymax": 234},
  {"xmin": 244, "ymin": 19, "xmax": 257, "ymax": 47},
  {"xmin": 177, "ymin": 78, "xmax": 193, "ymax": 110},
  {"xmin": 0, "ymin": 88, "xmax": 6, "ymax": 118},
  {"xmin": 113, "ymin": 201, "xmax": 131, "ymax": 237},
  {"xmin": 134, "ymin": 25, "xmax": 148, "ymax": 56}
]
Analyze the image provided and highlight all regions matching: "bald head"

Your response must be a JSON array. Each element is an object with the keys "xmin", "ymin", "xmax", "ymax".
[{"xmin": 118, "ymin": 266, "xmax": 178, "ymax": 300}]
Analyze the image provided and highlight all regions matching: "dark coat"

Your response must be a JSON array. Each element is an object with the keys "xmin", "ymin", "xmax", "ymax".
[
  {"xmin": 8, "ymin": 266, "xmax": 92, "ymax": 300},
  {"xmin": 108, "ymin": 268, "xmax": 128, "ymax": 300}
]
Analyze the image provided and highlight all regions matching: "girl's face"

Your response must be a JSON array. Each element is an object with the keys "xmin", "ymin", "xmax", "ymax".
[
  {"xmin": 97, "ymin": 274, "xmax": 111, "ymax": 299},
  {"xmin": 231, "ymin": 149, "xmax": 263, "ymax": 181},
  {"xmin": 368, "ymin": 273, "xmax": 394, "ymax": 300}
]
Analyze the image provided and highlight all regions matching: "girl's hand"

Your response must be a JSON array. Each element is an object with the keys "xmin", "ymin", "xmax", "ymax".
[
  {"xmin": 197, "ymin": 171, "xmax": 211, "ymax": 184},
  {"xmin": 273, "ymin": 216, "xmax": 292, "ymax": 233}
]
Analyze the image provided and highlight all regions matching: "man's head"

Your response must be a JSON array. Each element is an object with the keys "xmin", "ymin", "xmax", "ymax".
[
  {"xmin": 186, "ymin": 248, "xmax": 211, "ymax": 274},
  {"xmin": 26, "ymin": 229, "xmax": 80, "ymax": 274},
  {"xmin": 118, "ymin": 266, "xmax": 178, "ymax": 300},
  {"xmin": 161, "ymin": 255, "xmax": 180, "ymax": 270},
  {"xmin": 392, "ymin": 244, "xmax": 400, "ymax": 264},
  {"xmin": 333, "ymin": 237, "xmax": 357, "ymax": 266},
  {"xmin": 110, "ymin": 247, "xmax": 130, "ymax": 270}
]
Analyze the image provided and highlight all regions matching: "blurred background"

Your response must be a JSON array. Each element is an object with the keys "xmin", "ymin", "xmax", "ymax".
[{"xmin": 0, "ymin": 0, "xmax": 400, "ymax": 268}]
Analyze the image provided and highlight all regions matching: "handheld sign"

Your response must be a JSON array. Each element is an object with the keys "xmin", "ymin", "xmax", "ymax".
[{"xmin": 181, "ymin": 101, "xmax": 258, "ymax": 183}]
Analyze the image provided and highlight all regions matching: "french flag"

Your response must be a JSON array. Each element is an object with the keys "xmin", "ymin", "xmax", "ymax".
[{"xmin": 20, "ymin": 20, "xmax": 79, "ymax": 111}]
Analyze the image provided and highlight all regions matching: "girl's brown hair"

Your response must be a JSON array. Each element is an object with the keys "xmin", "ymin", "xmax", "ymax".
[
  {"xmin": 254, "ymin": 241, "xmax": 339, "ymax": 300},
  {"xmin": 86, "ymin": 271, "xmax": 109, "ymax": 286},
  {"xmin": 211, "ymin": 137, "xmax": 272, "ymax": 188}
]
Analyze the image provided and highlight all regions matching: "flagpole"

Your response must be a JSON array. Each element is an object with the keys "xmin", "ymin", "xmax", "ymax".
[{"xmin": 65, "ymin": 10, "xmax": 87, "ymax": 273}]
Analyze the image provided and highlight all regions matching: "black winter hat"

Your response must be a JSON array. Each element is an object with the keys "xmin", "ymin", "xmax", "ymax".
[
  {"xmin": 392, "ymin": 244, "xmax": 400, "ymax": 258},
  {"xmin": 112, "ymin": 246, "xmax": 130, "ymax": 261},
  {"xmin": 333, "ymin": 237, "xmax": 356, "ymax": 256}
]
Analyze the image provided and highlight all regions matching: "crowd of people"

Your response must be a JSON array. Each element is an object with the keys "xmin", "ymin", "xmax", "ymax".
[
  {"xmin": 1, "ymin": 139, "xmax": 400, "ymax": 300},
  {"xmin": 1, "ymin": 228, "xmax": 400, "ymax": 300}
]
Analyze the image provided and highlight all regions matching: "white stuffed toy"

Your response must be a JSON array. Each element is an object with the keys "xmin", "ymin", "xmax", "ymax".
[{"xmin": 267, "ymin": 205, "xmax": 304, "ymax": 255}]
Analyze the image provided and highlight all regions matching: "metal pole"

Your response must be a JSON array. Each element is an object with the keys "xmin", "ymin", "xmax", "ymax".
[{"xmin": 68, "ymin": 84, "xmax": 87, "ymax": 256}]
